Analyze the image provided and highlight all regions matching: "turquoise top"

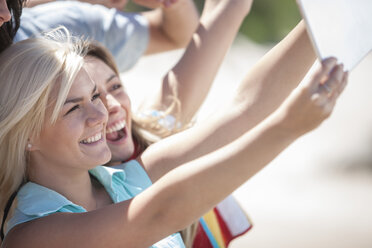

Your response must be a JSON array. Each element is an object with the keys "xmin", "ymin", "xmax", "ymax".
[{"xmin": 7, "ymin": 160, "xmax": 185, "ymax": 248}]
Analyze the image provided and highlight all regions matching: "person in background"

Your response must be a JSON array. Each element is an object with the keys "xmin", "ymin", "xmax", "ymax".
[
  {"xmin": 1, "ymin": 0, "xmax": 199, "ymax": 72},
  {"xmin": 0, "ymin": 0, "xmax": 24, "ymax": 53}
]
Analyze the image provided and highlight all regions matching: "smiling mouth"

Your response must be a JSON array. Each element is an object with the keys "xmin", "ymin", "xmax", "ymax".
[
  {"xmin": 80, "ymin": 132, "xmax": 103, "ymax": 144},
  {"xmin": 106, "ymin": 120, "xmax": 127, "ymax": 142}
]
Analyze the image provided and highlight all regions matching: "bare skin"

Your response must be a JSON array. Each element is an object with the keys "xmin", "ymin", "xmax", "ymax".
[{"xmin": 0, "ymin": 0, "xmax": 11, "ymax": 27}]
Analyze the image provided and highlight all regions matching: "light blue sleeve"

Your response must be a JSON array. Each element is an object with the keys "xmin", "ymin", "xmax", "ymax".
[
  {"xmin": 16, "ymin": 1, "xmax": 149, "ymax": 72},
  {"xmin": 5, "ymin": 182, "xmax": 86, "ymax": 236}
]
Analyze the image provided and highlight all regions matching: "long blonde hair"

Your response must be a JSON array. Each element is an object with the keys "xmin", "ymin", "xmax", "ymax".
[
  {"xmin": 0, "ymin": 28, "xmax": 86, "ymax": 216},
  {"xmin": 85, "ymin": 43, "xmax": 198, "ymax": 248}
]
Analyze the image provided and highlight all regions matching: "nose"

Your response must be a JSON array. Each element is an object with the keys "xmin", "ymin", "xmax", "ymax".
[
  {"xmin": 0, "ymin": 0, "xmax": 11, "ymax": 25},
  {"xmin": 86, "ymin": 102, "xmax": 108, "ymax": 128},
  {"xmin": 102, "ymin": 93, "xmax": 121, "ymax": 116}
]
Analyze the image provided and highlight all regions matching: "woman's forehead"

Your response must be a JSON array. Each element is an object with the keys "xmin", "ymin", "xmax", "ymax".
[{"xmin": 84, "ymin": 57, "xmax": 117, "ymax": 84}]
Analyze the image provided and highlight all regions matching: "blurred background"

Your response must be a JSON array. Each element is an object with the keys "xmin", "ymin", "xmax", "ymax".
[
  {"xmin": 123, "ymin": 1, "xmax": 372, "ymax": 247},
  {"xmin": 125, "ymin": 0, "xmax": 301, "ymax": 44}
]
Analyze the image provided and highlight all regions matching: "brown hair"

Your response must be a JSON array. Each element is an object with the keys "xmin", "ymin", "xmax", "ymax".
[{"xmin": 0, "ymin": 0, "xmax": 25, "ymax": 53}]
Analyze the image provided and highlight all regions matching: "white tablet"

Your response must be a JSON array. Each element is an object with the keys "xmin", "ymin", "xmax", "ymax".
[{"xmin": 297, "ymin": 0, "xmax": 372, "ymax": 71}]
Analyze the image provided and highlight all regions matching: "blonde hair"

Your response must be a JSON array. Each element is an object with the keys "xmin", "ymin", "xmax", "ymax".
[
  {"xmin": 0, "ymin": 28, "xmax": 86, "ymax": 217},
  {"xmin": 85, "ymin": 43, "xmax": 198, "ymax": 247}
]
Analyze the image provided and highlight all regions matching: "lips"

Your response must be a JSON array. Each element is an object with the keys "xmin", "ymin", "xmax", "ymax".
[
  {"xmin": 107, "ymin": 120, "xmax": 126, "ymax": 134},
  {"xmin": 80, "ymin": 132, "xmax": 103, "ymax": 144},
  {"xmin": 106, "ymin": 119, "xmax": 127, "ymax": 143}
]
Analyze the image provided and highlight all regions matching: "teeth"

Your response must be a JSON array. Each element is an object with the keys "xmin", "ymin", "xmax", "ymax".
[
  {"xmin": 106, "ymin": 120, "xmax": 126, "ymax": 134},
  {"xmin": 81, "ymin": 132, "xmax": 102, "ymax": 144}
]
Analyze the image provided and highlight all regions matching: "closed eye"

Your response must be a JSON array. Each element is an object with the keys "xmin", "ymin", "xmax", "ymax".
[
  {"xmin": 65, "ymin": 105, "xmax": 80, "ymax": 116},
  {"xmin": 92, "ymin": 92, "xmax": 101, "ymax": 101},
  {"xmin": 110, "ymin": 84, "xmax": 122, "ymax": 91}
]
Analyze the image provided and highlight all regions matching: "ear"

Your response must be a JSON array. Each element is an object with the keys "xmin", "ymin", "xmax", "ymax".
[{"xmin": 26, "ymin": 138, "xmax": 40, "ymax": 152}]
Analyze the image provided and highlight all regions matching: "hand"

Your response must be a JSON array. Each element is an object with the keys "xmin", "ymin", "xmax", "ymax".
[
  {"xmin": 132, "ymin": 0, "xmax": 180, "ymax": 9},
  {"xmin": 278, "ymin": 57, "xmax": 348, "ymax": 135}
]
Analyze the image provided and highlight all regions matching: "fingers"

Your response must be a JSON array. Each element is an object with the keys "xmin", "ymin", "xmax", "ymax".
[
  {"xmin": 308, "ymin": 59, "xmax": 348, "ymax": 115},
  {"xmin": 319, "ymin": 63, "xmax": 344, "ymax": 96},
  {"xmin": 329, "ymin": 71, "xmax": 348, "ymax": 101},
  {"xmin": 320, "ymin": 68, "xmax": 348, "ymax": 116},
  {"xmin": 311, "ymin": 57, "xmax": 338, "ymax": 89}
]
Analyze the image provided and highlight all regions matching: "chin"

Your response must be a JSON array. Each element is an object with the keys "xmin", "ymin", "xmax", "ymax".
[
  {"xmin": 108, "ymin": 140, "xmax": 134, "ymax": 159},
  {"xmin": 91, "ymin": 148, "xmax": 112, "ymax": 167},
  {"xmin": 111, "ymin": 146, "xmax": 135, "ymax": 163}
]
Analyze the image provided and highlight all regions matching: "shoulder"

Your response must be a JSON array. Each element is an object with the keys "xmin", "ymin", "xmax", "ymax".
[
  {"xmin": 5, "ymin": 182, "xmax": 84, "ymax": 236},
  {"xmin": 97, "ymin": 161, "xmax": 152, "ymax": 201}
]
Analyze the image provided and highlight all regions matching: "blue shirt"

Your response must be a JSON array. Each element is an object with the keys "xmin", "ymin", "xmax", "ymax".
[
  {"xmin": 7, "ymin": 160, "xmax": 185, "ymax": 248},
  {"xmin": 16, "ymin": 1, "xmax": 149, "ymax": 72}
]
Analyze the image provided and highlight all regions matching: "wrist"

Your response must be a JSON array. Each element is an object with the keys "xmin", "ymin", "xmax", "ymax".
[{"xmin": 268, "ymin": 109, "xmax": 305, "ymax": 141}]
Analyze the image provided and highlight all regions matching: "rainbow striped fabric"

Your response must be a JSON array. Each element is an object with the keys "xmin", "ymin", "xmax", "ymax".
[{"xmin": 193, "ymin": 195, "xmax": 253, "ymax": 248}]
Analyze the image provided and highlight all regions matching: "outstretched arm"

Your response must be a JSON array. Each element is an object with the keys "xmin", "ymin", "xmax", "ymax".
[
  {"xmin": 3, "ymin": 60, "xmax": 347, "ymax": 248},
  {"xmin": 144, "ymin": 0, "xmax": 253, "ymax": 124},
  {"xmin": 143, "ymin": 20, "xmax": 317, "ymax": 181},
  {"xmin": 140, "ymin": 0, "xmax": 200, "ymax": 54}
]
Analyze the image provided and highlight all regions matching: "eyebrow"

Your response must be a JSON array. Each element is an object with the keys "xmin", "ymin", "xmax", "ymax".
[
  {"xmin": 64, "ymin": 85, "xmax": 97, "ymax": 105},
  {"xmin": 106, "ymin": 74, "xmax": 118, "ymax": 84}
]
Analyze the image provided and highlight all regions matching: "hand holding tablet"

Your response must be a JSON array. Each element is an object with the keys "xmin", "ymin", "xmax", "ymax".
[{"xmin": 297, "ymin": 0, "xmax": 372, "ymax": 71}]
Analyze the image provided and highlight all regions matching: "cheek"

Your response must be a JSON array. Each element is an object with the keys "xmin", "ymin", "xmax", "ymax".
[
  {"xmin": 118, "ymin": 93, "xmax": 131, "ymax": 112},
  {"xmin": 41, "ymin": 120, "xmax": 83, "ymax": 150}
]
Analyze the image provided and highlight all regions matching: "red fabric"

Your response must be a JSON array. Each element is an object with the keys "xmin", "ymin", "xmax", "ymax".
[
  {"xmin": 192, "ymin": 223, "xmax": 213, "ymax": 248},
  {"xmin": 122, "ymin": 140, "xmax": 140, "ymax": 163},
  {"xmin": 214, "ymin": 208, "xmax": 252, "ymax": 247},
  {"xmin": 214, "ymin": 208, "xmax": 233, "ymax": 245}
]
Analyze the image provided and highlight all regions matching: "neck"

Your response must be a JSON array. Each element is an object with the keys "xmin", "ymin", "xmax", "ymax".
[
  {"xmin": 28, "ymin": 158, "xmax": 98, "ymax": 211},
  {"xmin": 107, "ymin": 140, "xmax": 142, "ymax": 166}
]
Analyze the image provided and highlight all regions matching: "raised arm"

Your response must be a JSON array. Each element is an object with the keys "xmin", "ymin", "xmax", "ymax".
[
  {"xmin": 144, "ymin": 0, "xmax": 253, "ymax": 124},
  {"xmin": 139, "ymin": 0, "xmax": 200, "ymax": 54},
  {"xmin": 3, "ymin": 60, "xmax": 347, "ymax": 248},
  {"xmin": 143, "ymin": 20, "xmax": 317, "ymax": 181},
  {"xmin": 23, "ymin": 0, "xmax": 198, "ymax": 61}
]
